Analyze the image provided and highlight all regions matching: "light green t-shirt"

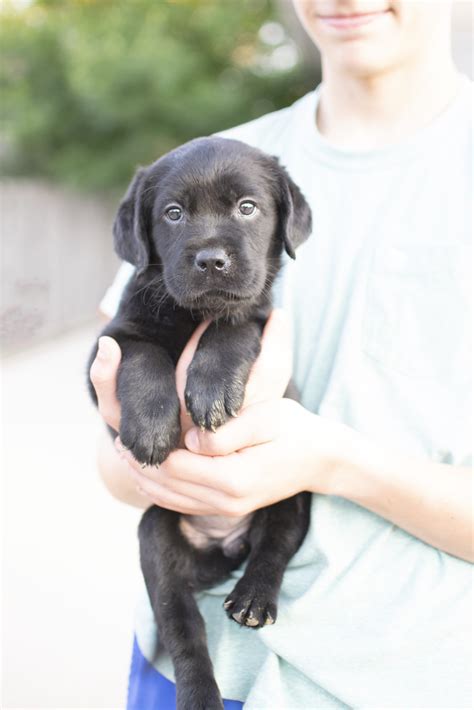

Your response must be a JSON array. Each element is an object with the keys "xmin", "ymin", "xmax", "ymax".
[{"xmin": 103, "ymin": 79, "xmax": 472, "ymax": 708}]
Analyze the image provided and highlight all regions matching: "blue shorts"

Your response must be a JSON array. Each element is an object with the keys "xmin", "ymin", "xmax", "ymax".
[{"xmin": 127, "ymin": 637, "xmax": 244, "ymax": 709}]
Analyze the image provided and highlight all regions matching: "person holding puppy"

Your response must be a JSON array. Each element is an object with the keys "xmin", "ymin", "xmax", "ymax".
[{"xmin": 91, "ymin": 1, "xmax": 472, "ymax": 708}]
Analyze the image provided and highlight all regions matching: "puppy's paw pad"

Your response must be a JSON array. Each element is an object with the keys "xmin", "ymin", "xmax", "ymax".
[
  {"xmin": 223, "ymin": 591, "xmax": 277, "ymax": 629},
  {"xmin": 243, "ymin": 610, "xmax": 260, "ymax": 627}
]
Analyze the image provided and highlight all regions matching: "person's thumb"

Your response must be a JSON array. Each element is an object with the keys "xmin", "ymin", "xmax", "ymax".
[
  {"xmin": 184, "ymin": 400, "xmax": 279, "ymax": 456},
  {"xmin": 89, "ymin": 336, "xmax": 122, "ymax": 431}
]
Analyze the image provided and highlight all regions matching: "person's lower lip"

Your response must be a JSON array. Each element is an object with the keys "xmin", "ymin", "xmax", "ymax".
[{"xmin": 317, "ymin": 10, "xmax": 390, "ymax": 30}]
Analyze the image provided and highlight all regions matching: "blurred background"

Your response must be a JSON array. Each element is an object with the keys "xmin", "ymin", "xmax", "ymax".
[{"xmin": 1, "ymin": 0, "xmax": 472, "ymax": 707}]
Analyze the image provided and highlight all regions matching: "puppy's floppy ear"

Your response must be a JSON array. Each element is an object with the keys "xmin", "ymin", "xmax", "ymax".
[
  {"xmin": 113, "ymin": 167, "xmax": 151, "ymax": 273},
  {"xmin": 276, "ymin": 166, "xmax": 312, "ymax": 259}
]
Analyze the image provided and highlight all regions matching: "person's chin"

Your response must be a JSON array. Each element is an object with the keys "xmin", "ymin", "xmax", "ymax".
[
  {"xmin": 310, "ymin": 11, "xmax": 398, "ymax": 74},
  {"xmin": 328, "ymin": 37, "xmax": 400, "ymax": 78}
]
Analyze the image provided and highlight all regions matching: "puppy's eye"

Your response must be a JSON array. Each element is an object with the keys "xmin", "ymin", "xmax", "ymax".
[
  {"xmin": 239, "ymin": 201, "xmax": 257, "ymax": 216},
  {"xmin": 165, "ymin": 206, "xmax": 183, "ymax": 222}
]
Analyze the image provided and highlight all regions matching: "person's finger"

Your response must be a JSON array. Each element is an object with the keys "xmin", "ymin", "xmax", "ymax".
[
  {"xmin": 184, "ymin": 400, "xmax": 281, "ymax": 457},
  {"xmin": 133, "ymin": 467, "xmax": 245, "ymax": 515},
  {"xmin": 125, "ymin": 458, "xmax": 240, "ymax": 515},
  {"xmin": 129, "ymin": 457, "xmax": 246, "ymax": 511},
  {"xmin": 131, "ymin": 471, "xmax": 215, "ymax": 514},
  {"xmin": 176, "ymin": 320, "xmax": 211, "ymax": 401},
  {"xmin": 117, "ymin": 440, "xmax": 245, "ymax": 498},
  {"xmin": 175, "ymin": 320, "xmax": 211, "ymax": 431},
  {"xmin": 89, "ymin": 336, "xmax": 122, "ymax": 431},
  {"xmin": 243, "ymin": 309, "xmax": 293, "ymax": 408},
  {"xmin": 118, "ymin": 442, "xmax": 222, "ymax": 484}
]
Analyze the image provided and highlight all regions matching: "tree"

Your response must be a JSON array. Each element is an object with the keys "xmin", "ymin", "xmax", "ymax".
[{"xmin": 0, "ymin": 0, "xmax": 317, "ymax": 192}]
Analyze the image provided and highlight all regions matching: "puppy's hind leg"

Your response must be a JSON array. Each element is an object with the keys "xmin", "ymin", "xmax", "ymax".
[
  {"xmin": 224, "ymin": 492, "xmax": 311, "ymax": 629},
  {"xmin": 139, "ymin": 506, "xmax": 246, "ymax": 710}
]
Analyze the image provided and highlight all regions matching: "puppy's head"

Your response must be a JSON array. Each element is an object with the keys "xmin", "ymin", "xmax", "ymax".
[{"xmin": 114, "ymin": 137, "xmax": 312, "ymax": 314}]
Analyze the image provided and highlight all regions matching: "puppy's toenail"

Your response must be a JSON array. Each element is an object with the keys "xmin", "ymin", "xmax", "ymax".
[{"xmin": 223, "ymin": 600, "xmax": 233, "ymax": 609}]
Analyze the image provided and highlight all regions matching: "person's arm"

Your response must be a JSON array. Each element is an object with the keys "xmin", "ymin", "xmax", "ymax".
[
  {"xmin": 158, "ymin": 399, "xmax": 471, "ymax": 562},
  {"xmin": 90, "ymin": 316, "xmax": 473, "ymax": 562},
  {"xmin": 330, "ymin": 430, "xmax": 473, "ymax": 563}
]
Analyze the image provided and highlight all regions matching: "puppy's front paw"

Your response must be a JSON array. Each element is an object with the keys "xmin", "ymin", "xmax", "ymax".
[
  {"xmin": 120, "ymin": 398, "xmax": 181, "ymax": 466},
  {"xmin": 184, "ymin": 371, "xmax": 244, "ymax": 432},
  {"xmin": 223, "ymin": 577, "xmax": 277, "ymax": 629}
]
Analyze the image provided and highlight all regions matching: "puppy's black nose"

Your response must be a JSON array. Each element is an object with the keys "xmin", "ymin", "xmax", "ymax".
[{"xmin": 194, "ymin": 248, "xmax": 231, "ymax": 273}]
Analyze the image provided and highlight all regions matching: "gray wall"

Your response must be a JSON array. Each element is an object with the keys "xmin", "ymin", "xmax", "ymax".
[{"xmin": 1, "ymin": 180, "xmax": 119, "ymax": 353}]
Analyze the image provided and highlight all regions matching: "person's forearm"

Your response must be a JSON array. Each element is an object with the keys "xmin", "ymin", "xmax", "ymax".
[
  {"xmin": 326, "ymin": 427, "xmax": 473, "ymax": 562},
  {"xmin": 97, "ymin": 429, "xmax": 149, "ymax": 509}
]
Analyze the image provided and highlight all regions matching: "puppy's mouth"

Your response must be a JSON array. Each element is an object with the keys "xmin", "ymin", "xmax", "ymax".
[
  {"xmin": 163, "ymin": 267, "xmax": 265, "ymax": 316},
  {"xmin": 202, "ymin": 289, "xmax": 253, "ymax": 302},
  {"xmin": 181, "ymin": 288, "xmax": 255, "ymax": 310}
]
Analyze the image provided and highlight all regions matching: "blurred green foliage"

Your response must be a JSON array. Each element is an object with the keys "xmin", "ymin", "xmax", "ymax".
[{"xmin": 0, "ymin": 0, "xmax": 316, "ymax": 192}]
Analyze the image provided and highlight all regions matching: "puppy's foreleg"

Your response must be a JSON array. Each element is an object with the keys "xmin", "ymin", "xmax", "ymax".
[
  {"xmin": 89, "ymin": 332, "xmax": 181, "ymax": 466},
  {"xmin": 185, "ymin": 319, "xmax": 264, "ymax": 431}
]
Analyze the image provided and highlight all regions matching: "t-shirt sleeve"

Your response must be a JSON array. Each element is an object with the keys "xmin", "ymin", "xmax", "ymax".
[{"xmin": 99, "ymin": 261, "xmax": 135, "ymax": 319}]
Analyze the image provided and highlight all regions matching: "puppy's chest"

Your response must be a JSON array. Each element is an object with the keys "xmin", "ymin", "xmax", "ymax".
[
  {"xmin": 179, "ymin": 513, "xmax": 253, "ymax": 556},
  {"xmin": 131, "ymin": 305, "xmax": 199, "ymax": 363}
]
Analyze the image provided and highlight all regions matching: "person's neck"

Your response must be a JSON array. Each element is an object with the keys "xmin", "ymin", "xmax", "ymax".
[{"xmin": 317, "ymin": 51, "xmax": 463, "ymax": 150}]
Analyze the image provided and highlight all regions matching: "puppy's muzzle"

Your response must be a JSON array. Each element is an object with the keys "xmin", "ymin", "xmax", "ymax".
[{"xmin": 194, "ymin": 248, "xmax": 231, "ymax": 274}]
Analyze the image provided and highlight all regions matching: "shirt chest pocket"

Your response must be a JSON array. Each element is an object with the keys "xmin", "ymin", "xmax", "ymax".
[{"xmin": 362, "ymin": 244, "xmax": 471, "ymax": 379}]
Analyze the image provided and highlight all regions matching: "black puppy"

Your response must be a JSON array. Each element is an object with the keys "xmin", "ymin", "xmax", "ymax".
[{"xmin": 88, "ymin": 137, "xmax": 312, "ymax": 710}]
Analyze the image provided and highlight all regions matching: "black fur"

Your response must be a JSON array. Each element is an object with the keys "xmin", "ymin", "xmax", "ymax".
[{"xmin": 87, "ymin": 137, "xmax": 312, "ymax": 710}]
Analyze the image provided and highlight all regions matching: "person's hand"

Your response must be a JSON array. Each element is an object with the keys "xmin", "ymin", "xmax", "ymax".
[
  {"xmin": 122, "ymin": 395, "xmax": 347, "ymax": 515},
  {"xmin": 115, "ymin": 309, "xmax": 354, "ymax": 515}
]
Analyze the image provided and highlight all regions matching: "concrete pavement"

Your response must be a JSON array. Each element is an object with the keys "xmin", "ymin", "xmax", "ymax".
[{"xmin": 3, "ymin": 323, "xmax": 143, "ymax": 708}]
